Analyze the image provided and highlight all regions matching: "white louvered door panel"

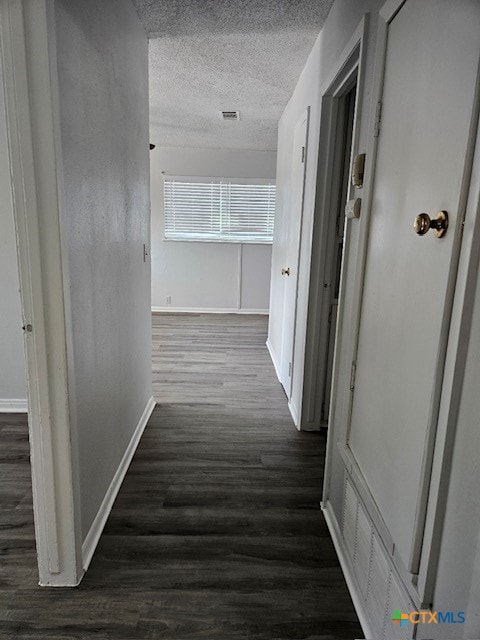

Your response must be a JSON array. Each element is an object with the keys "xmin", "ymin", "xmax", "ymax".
[
  {"xmin": 384, "ymin": 574, "xmax": 415, "ymax": 640},
  {"xmin": 367, "ymin": 533, "xmax": 391, "ymax": 635},
  {"xmin": 342, "ymin": 475, "xmax": 359, "ymax": 559},
  {"xmin": 355, "ymin": 505, "xmax": 373, "ymax": 599}
]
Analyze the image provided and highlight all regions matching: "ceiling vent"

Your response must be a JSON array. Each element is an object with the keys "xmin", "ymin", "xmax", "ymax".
[{"xmin": 221, "ymin": 110, "xmax": 240, "ymax": 121}]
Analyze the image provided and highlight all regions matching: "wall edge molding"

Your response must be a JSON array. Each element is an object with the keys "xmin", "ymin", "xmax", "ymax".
[
  {"xmin": 0, "ymin": 399, "xmax": 28, "ymax": 413},
  {"xmin": 81, "ymin": 396, "xmax": 156, "ymax": 571},
  {"xmin": 152, "ymin": 306, "xmax": 269, "ymax": 315}
]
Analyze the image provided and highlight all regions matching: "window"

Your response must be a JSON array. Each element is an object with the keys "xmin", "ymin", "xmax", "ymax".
[{"xmin": 164, "ymin": 177, "xmax": 276, "ymax": 243}]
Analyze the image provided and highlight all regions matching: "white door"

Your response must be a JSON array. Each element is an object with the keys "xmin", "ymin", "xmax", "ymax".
[
  {"xmin": 347, "ymin": 0, "xmax": 480, "ymax": 575},
  {"xmin": 280, "ymin": 111, "xmax": 309, "ymax": 397}
]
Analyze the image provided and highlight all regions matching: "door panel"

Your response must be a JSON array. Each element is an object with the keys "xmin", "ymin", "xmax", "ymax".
[
  {"xmin": 348, "ymin": 0, "xmax": 480, "ymax": 573},
  {"xmin": 280, "ymin": 112, "xmax": 308, "ymax": 397}
]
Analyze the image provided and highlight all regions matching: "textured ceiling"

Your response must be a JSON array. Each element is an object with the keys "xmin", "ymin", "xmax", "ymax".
[{"xmin": 132, "ymin": 0, "xmax": 334, "ymax": 150}]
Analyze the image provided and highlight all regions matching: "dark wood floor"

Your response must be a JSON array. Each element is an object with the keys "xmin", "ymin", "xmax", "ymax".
[{"xmin": 0, "ymin": 313, "xmax": 361, "ymax": 639}]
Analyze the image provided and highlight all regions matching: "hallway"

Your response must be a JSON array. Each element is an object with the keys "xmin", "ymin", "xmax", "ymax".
[{"xmin": 0, "ymin": 314, "xmax": 360, "ymax": 639}]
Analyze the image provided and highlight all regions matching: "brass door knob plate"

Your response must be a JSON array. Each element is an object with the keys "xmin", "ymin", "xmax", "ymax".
[
  {"xmin": 281, "ymin": 268, "xmax": 290, "ymax": 276},
  {"xmin": 414, "ymin": 210, "xmax": 448, "ymax": 238}
]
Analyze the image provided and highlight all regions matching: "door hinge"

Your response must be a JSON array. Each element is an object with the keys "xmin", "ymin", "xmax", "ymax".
[
  {"xmin": 288, "ymin": 361, "xmax": 292, "ymax": 377},
  {"xmin": 301, "ymin": 146, "xmax": 305, "ymax": 163},
  {"xmin": 349, "ymin": 360, "xmax": 356, "ymax": 392},
  {"xmin": 374, "ymin": 101, "xmax": 382, "ymax": 137}
]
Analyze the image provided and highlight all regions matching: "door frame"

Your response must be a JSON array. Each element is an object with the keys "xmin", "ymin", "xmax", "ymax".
[
  {"xmin": 301, "ymin": 17, "xmax": 367, "ymax": 431},
  {"xmin": 324, "ymin": 0, "xmax": 480, "ymax": 608},
  {"xmin": 0, "ymin": 0, "xmax": 83, "ymax": 586}
]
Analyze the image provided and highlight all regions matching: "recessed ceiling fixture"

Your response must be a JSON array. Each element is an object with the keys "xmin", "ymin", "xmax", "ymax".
[{"xmin": 221, "ymin": 111, "xmax": 240, "ymax": 121}]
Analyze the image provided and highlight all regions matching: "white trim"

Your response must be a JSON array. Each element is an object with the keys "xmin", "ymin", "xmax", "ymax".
[
  {"xmin": 288, "ymin": 399, "xmax": 300, "ymax": 429},
  {"xmin": 266, "ymin": 338, "xmax": 282, "ymax": 381},
  {"xmin": 0, "ymin": 399, "xmax": 28, "ymax": 413},
  {"xmin": 82, "ymin": 396, "xmax": 155, "ymax": 571},
  {"xmin": 152, "ymin": 306, "xmax": 269, "ymax": 315},
  {"xmin": 318, "ymin": 18, "xmax": 367, "ymax": 98},
  {"xmin": 267, "ymin": 339, "xmax": 299, "ymax": 430},
  {"xmin": 321, "ymin": 501, "xmax": 374, "ymax": 640},
  {"xmin": 0, "ymin": 0, "xmax": 83, "ymax": 587},
  {"xmin": 380, "ymin": 0, "xmax": 406, "ymax": 21},
  {"xmin": 237, "ymin": 244, "xmax": 243, "ymax": 310},
  {"xmin": 296, "ymin": 417, "xmax": 321, "ymax": 432}
]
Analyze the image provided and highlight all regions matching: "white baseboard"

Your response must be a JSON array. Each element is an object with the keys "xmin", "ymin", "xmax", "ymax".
[
  {"xmin": 266, "ymin": 339, "xmax": 282, "ymax": 382},
  {"xmin": 321, "ymin": 500, "xmax": 374, "ymax": 640},
  {"xmin": 152, "ymin": 306, "xmax": 268, "ymax": 315},
  {"xmin": 81, "ymin": 396, "xmax": 156, "ymax": 571},
  {"xmin": 288, "ymin": 399, "xmax": 300, "ymax": 428},
  {"xmin": 298, "ymin": 424, "xmax": 322, "ymax": 432},
  {"xmin": 297, "ymin": 419, "xmax": 322, "ymax": 432},
  {"xmin": 266, "ymin": 340, "xmax": 299, "ymax": 429},
  {"xmin": 0, "ymin": 399, "xmax": 28, "ymax": 413}
]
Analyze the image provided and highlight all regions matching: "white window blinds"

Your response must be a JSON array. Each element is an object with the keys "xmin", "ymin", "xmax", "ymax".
[{"xmin": 164, "ymin": 177, "xmax": 276, "ymax": 243}]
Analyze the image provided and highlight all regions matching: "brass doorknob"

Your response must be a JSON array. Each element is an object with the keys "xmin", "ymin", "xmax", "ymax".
[
  {"xmin": 281, "ymin": 268, "xmax": 290, "ymax": 276},
  {"xmin": 414, "ymin": 211, "xmax": 448, "ymax": 238}
]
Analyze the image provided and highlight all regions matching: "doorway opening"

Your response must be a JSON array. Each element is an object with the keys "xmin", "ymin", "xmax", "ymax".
[
  {"xmin": 300, "ymin": 28, "xmax": 365, "ymax": 433},
  {"xmin": 320, "ymin": 82, "xmax": 356, "ymax": 427}
]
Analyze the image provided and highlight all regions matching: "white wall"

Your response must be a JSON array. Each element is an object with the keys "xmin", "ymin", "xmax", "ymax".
[
  {"xmin": 151, "ymin": 146, "xmax": 275, "ymax": 313},
  {"xmin": 0, "ymin": 63, "xmax": 26, "ymax": 410},
  {"xmin": 54, "ymin": 0, "xmax": 152, "ymax": 541}
]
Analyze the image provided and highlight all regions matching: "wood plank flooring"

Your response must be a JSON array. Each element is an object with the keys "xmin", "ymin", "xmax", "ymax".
[{"xmin": 0, "ymin": 313, "xmax": 361, "ymax": 639}]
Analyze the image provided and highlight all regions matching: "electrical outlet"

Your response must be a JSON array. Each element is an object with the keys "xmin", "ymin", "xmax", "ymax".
[{"xmin": 166, "ymin": 296, "xmax": 171, "ymax": 305}]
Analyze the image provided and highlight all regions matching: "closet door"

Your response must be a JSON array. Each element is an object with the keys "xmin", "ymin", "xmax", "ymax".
[
  {"xmin": 347, "ymin": 0, "xmax": 480, "ymax": 574},
  {"xmin": 279, "ymin": 110, "xmax": 309, "ymax": 397}
]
